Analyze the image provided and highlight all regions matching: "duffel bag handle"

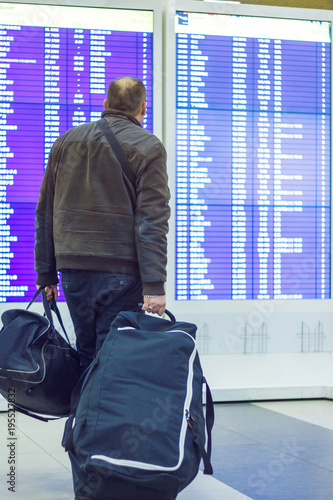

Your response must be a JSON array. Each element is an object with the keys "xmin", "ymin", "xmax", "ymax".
[
  {"xmin": 164, "ymin": 309, "xmax": 176, "ymax": 322},
  {"xmin": 27, "ymin": 287, "xmax": 72, "ymax": 346},
  {"xmin": 47, "ymin": 295, "xmax": 72, "ymax": 346},
  {"xmin": 137, "ymin": 303, "xmax": 176, "ymax": 322},
  {"xmin": 26, "ymin": 286, "xmax": 44, "ymax": 309}
]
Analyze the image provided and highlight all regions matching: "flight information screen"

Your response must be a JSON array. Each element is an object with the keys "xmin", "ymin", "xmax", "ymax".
[
  {"xmin": 175, "ymin": 11, "xmax": 331, "ymax": 300},
  {"xmin": 0, "ymin": 2, "xmax": 153, "ymax": 302}
]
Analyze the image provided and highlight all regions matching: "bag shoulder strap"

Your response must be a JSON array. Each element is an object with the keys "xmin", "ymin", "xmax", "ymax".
[
  {"xmin": 203, "ymin": 377, "xmax": 214, "ymax": 472},
  {"xmin": 96, "ymin": 118, "xmax": 136, "ymax": 210},
  {"xmin": 11, "ymin": 403, "xmax": 62, "ymax": 422},
  {"xmin": 194, "ymin": 377, "xmax": 214, "ymax": 475}
]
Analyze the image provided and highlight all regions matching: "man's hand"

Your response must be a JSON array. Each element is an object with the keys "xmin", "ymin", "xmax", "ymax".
[
  {"xmin": 37, "ymin": 284, "xmax": 58, "ymax": 301},
  {"xmin": 142, "ymin": 295, "xmax": 166, "ymax": 316}
]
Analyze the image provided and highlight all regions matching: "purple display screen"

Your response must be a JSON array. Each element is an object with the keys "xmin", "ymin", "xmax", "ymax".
[
  {"xmin": 0, "ymin": 24, "xmax": 153, "ymax": 302},
  {"xmin": 175, "ymin": 14, "xmax": 331, "ymax": 300}
]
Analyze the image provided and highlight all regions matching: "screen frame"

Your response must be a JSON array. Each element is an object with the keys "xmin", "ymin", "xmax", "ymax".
[{"xmin": 165, "ymin": 0, "xmax": 333, "ymax": 316}]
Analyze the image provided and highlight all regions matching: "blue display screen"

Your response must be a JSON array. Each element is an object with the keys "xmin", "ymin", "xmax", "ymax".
[
  {"xmin": 0, "ymin": 3, "xmax": 153, "ymax": 302},
  {"xmin": 175, "ymin": 11, "xmax": 331, "ymax": 300}
]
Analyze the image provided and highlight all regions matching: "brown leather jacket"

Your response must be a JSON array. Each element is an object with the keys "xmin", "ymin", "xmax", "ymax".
[{"xmin": 34, "ymin": 109, "xmax": 170, "ymax": 296}]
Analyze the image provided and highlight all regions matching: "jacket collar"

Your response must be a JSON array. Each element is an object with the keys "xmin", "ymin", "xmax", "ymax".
[{"xmin": 101, "ymin": 108, "xmax": 142, "ymax": 127}]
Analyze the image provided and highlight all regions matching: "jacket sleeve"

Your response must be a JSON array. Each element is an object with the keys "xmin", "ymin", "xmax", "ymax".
[
  {"xmin": 134, "ymin": 140, "xmax": 170, "ymax": 296},
  {"xmin": 34, "ymin": 147, "xmax": 59, "ymax": 286}
]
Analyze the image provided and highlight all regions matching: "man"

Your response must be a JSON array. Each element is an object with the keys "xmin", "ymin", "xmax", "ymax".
[{"xmin": 34, "ymin": 76, "xmax": 170, "ymax": 371}]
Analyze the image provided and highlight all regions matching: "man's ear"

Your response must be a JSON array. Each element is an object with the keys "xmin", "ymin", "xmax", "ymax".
[
  {"xmin": 141, "ymin": 101, "xmax": 147, "ymax": 117},
  {"xmin": 103, "ymin": 99, "xmax": 108, "ymax": 110}
]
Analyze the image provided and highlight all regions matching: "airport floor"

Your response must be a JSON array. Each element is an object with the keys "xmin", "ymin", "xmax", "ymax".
[{"xmin": 0, "ymin": 399, "xmax": 333, "ymax": 499}]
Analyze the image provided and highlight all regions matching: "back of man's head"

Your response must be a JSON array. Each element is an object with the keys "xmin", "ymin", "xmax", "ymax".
[{"xmin": 106, "ymin": 77, "xmax": 146, "ymax": 117}]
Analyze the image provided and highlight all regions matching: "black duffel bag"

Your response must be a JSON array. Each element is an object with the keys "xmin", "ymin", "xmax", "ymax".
[{"xmin": 0, "ymin": 287, "xmax": 81, "ymax": 420}]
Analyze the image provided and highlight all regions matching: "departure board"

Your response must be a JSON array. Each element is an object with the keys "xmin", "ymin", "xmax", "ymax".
[
  {"xmin": 175, "ymin": 11, "xmax": 331, "ymax": 301},
  {"xmin": 0, "ymin": 2, "xmax": 153, "ymax": 302}
]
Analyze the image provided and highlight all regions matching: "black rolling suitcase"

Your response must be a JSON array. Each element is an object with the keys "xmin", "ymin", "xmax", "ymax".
[{"xmin": 63, "ymin": 310, "xmax": 214, "ymax": 499}]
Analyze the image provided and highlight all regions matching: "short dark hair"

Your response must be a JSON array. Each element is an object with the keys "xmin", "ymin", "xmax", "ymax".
[{"xmin": 106, "ymin": 77, "xmax": 146, "ymax": 116}]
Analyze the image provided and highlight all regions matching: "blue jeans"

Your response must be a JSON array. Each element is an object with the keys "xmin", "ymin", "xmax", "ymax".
[{"xmin": 61, "ymin": 270, "xmax": 143, "ymax": 371}]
